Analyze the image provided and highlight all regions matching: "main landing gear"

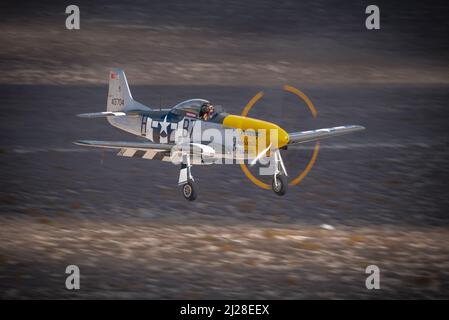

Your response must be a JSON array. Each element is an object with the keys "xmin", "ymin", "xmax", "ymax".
[
  {"xmin": 179, "ymin": 154, "xmax": 197, "ymax": 201},
  {"xmin": 182, "ymin": 180, "xmax": 197, "ymax": 201},
  {"xmin": 177, "ymin": 149, "xmax": 288, "ymax": 201},
  {"xmin": 271, "ymin": 149, "xmax": 288, "ymax": 196}
]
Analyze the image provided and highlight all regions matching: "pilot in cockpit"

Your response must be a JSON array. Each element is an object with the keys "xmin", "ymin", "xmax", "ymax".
[{"xmin": 200, "ymin": 102, "xmax": 214, "ymax": 121}]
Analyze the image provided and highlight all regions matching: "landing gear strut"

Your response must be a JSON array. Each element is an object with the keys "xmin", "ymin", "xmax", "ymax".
[
  {"xmin": 271, "ymin": 149, "xmax": 288, "ymax": 196},
  {"xmin": 179, "ymin": 154, "xmax": 197, "ymax": 201}
]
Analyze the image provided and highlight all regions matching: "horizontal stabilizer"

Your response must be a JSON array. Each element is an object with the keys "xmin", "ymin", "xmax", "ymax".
[{"xmin": 77, "ymin": 110, "xmax": 145, "ymax": 118}]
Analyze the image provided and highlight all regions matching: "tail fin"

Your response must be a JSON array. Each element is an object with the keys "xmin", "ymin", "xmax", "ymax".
[
  {"xmin": 107, "ymin": 68, "xmax": 149, "ymax": 112},
  {"xmin": 107, "ymin": 68, "xmax": 133, "ymax": 112}
]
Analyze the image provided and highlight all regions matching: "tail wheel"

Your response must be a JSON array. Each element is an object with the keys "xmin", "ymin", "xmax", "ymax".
[
  {"xmin": 182, "ymin": 180, "xmax": 197, "ymax": 201},
  {"xmin": 272, "ymin": 174, "xmax": 288, "ymax": 196}
]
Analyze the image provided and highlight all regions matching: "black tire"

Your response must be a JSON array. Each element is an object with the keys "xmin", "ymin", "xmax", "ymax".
[
  {"xmin": 272, "ymin": 174, "xmax": 288, "ymax": 196},
  {"xmin": 181, "ymin": 180, "xmax": 197, "ymax": 201}
]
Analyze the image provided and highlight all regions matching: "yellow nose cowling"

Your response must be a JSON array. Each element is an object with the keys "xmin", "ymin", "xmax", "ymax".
[{"xmin": 223, "ymin": 115, "xmax": 289, "ymax": 149}]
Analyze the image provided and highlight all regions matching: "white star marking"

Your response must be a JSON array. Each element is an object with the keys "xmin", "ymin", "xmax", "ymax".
[{"xmin": 159, "ymin": 115, "xmax": 170, "ymax": 135}]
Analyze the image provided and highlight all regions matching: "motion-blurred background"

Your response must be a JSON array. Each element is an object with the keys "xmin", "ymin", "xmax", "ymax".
[{"xmin": 0, "ymin": 0, "xmax": 448, "ymax": 299}]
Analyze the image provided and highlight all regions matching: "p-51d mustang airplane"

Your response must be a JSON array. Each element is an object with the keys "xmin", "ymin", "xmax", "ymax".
[{"xmin": 76, "ymin": 68, "xmax": 364, "ymax": 201}]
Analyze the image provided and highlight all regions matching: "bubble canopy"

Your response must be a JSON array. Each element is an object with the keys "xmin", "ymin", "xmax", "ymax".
[
  {"xmin": 172, "ymin": 99, "xmax": 210, "ymax": 113},
  {"xmin": 171, "ymin": 99, "xmax": 225, "ymax": 119}
]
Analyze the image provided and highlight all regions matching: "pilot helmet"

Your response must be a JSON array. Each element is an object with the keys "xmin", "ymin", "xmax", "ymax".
[{"xmin": 201, "ymin": 102, "xmax": 213, "ymax": 114}]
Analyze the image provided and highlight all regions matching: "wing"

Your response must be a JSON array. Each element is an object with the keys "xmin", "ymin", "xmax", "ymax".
[
  {"xmin": 74, "ymin": 140, "xmax": 217, "ymax": 163},
  {"xmin": 74, "ymin": 140, "xmax": 173, "ymax": 161},
  {"xmin": 288, "ymin": 125, "xmax": 365, "ymax": 145},
  {"xmin": 74, "ymin": 140, "xmax": 172, "ymax": 150}
]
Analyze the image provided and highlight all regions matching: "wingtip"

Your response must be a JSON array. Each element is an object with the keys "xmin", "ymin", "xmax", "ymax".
[
  {"xmin": 350, "ymin": 125, "xmax": 366, "ymax": 131},
  {"xmin": 73, "ymin": 140, "xmax": 88, "ymax": 146}
]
